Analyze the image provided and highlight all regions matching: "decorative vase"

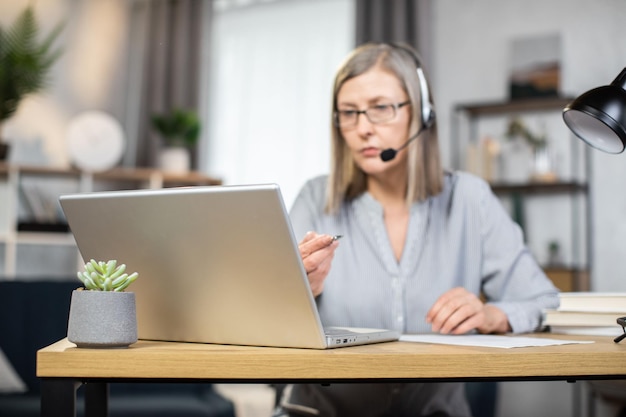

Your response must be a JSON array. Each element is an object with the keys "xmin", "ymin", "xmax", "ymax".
[
  {"xmin": 158, "ymin": 146, "xmax": 190, "ymax": 173},
  {"xmin": 530, "ymin": 145, "xmax": 557, "ymax": 182},
  {"xmin": 67, "ymin": 290, "xmax": 138, "ymax": 348}
]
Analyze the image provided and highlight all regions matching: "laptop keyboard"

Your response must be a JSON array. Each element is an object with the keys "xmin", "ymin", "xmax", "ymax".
[{"xmin": 324, "ymin": 327, "xmax": 351, "ymax": 336}]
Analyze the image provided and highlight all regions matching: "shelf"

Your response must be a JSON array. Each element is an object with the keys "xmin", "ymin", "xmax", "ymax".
[
  {"xmin": 455, "ymin": 96, "xmax": 575, "ymax": 117},
  {"xmin": 15, "ymin": 232, "xmax": 76, "ymax": 246},
  {"xmin": 0, "ymin": 163, "xmax": 221, "ymax": 186},
  {"xmin": 490, "ymin": 181, "xmax": 588, "ymax": 195},
  {"xmin": 452, "ymin": 97, "xmax": 592, "ymax": 294},
  {"xmin": 91, "ymin": 167, "xmax": 221, "ymax": 186},
  {"xmin": 0, "ymin": 163, "xmax": 222, "ymax": 278},
  {"xmin": 544, "ymin": 267, "xmax": 590, "ymax": 292},
  {"xmin": 0, "ymin": 163, "xmax": 81, "ymax": 178}
]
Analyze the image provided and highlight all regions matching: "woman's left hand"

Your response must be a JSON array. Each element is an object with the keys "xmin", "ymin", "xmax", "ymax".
[{"xmin": 425, "ymin": 287, "xmax": 511, "ymax": 334}]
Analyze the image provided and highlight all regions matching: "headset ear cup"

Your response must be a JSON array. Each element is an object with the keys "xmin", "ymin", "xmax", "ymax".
[
  {"xmin": 416, "ymin": 67, "xmax": 435, "ymax": 128},
  {"xmin": 391, "ymin": 43, "xmax": 436, "ymax": 129},
  {"xmin": 424, "ymin": 107, "xmax": 436, "ymax": 129}
]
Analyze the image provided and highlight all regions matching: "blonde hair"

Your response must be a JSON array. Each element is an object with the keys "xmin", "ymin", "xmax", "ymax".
[{"xmin": 325, "ymin": 43, "xmax": 443, "ymax": 214}]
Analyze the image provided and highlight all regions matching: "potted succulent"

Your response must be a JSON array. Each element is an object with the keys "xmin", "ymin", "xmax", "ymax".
[
  {"xmin": 67, "ymin": 259, "xmax": 139, "ymax": 348},
  {"xmin": 0, "ymin": 6, "xmax": 64, "ymax": 161},
  {"xmin": 151, "ymin": 108, "xmax": 200, "ymax": 173}
]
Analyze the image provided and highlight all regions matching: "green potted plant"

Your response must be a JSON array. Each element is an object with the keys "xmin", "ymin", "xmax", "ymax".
[
  {"xmin": 151, "ymin": 108, "xmax": 200, "ymax": 173},
  {"xmin": 0, "ymin": 6, "xmax": 64, "ymax": 161},
  {"xmin": 67, "ymin": 259, "xmax": 139, "ymax": 348}
]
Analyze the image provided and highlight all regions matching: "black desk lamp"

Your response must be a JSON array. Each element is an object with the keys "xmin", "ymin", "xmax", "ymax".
[
  {"xmin": 563, "ymin": 69, "xmax": 626, "ymax": 343},
  {"xmin": 563, "ymin": 67, "xmax": 626, "ymax": 153}
]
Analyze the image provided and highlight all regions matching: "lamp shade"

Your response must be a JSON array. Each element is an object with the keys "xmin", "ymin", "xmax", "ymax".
[{"xmin": 563, "ymin": 67, "xmax": 626, "ymax": 154}]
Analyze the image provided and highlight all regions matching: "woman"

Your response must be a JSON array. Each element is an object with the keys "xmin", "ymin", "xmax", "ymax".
[{"xmin": 278, "ymin": 43, "xmax": 559, "ymax": 417}]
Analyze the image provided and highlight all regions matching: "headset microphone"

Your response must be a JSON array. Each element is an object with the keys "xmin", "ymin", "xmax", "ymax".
[{"xmin": 379, "ymin": 125, "xmax": 426, "ymax": 162}]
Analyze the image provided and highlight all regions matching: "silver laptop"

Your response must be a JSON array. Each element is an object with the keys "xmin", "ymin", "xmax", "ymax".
[{"xmin": 59, "ymin": 184, "xmax": 399, "ymax": 349}]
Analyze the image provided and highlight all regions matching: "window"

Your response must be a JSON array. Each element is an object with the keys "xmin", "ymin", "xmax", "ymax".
[{"xmin": 200, "ymin": 0, "xmax": 355, "ymax": 208}]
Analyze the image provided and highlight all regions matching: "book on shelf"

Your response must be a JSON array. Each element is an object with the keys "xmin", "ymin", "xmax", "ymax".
[
  {"xmin": 19, "ymin": 181, "xmax": 58, "ymax": 223},
  {"xmin": 17, "ymin": 221, "xmax": 70, "ymax": 233},
  {"xmin": 557, "ymin": 292, "xmax": 626, "ymax": 313}
]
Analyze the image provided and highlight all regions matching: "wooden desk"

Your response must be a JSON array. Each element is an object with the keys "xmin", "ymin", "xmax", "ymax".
[{"xmin": 37, "ymin": 335, "xmax": 626, "ymax": 417}]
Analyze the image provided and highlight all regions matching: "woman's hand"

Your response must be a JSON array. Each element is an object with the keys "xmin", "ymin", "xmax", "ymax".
[
  {"xmin": 425, "ymin": 287, "xmax": 511, "ymax": 334},
  {"xmin": 298, "ymin": 232, "xmax": 340, "ymax": 297}
]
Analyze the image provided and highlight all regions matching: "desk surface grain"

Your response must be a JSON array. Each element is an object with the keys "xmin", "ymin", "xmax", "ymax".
[{"xmin": 37, "ymin": 335, "xmax": 626, "ymax": 382}]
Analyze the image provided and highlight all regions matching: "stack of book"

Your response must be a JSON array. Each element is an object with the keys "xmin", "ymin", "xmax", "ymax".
[{"xmin": 543, "ymin": 292, "xmax": 626, "ymax": 336}]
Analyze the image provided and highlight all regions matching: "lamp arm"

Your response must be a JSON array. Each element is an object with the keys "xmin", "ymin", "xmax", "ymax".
[{"xmin": 611, "ymin": 68, "xmax": 626, "ymax": 90}]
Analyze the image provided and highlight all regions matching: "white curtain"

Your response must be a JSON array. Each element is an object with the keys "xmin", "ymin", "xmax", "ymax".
[{"xmin": 200, "ymin": 0, "xmax": 355, "ymax": 209}]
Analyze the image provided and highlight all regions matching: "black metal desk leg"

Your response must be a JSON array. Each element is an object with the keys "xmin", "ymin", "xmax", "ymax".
[
  {"xmin": 84, "ymin": 382, "xmax": 109, "ymax": 417},
  {"xmin": 40, "ymin": 379, "xmax": 78, "ymax": 417}
]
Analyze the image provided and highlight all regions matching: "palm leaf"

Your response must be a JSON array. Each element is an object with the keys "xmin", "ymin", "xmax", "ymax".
[{"xmin": 0, "ymin": 6, "xmax": 64, "ymax": 122}]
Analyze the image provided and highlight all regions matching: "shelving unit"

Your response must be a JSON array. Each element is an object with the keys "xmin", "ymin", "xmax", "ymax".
[
  {"xmin": 0, "ymin": 163, "xmax": 221, "ymax": 279},
  {"xmin": 452, "ymin": 97, "xmax": 592, "ymax": 292}
]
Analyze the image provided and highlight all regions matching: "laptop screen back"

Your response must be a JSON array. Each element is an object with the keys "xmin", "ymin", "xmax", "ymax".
[{"xmin": 60, "ymin": 184, "xmax": 329, "ymax": 349}]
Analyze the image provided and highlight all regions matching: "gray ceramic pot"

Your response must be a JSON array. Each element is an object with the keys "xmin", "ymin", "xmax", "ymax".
[{"xmin": 67, "ymin": 289, "xmax": 138, "ymax": 348}]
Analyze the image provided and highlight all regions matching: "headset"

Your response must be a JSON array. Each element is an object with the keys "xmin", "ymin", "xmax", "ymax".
[
  {"xmin": 379, "ymin": 43, "xmax": 436, "ymax": 162},
  {"xmin": 393, "ymin": 42, "xmax": 436, "ymax": 129}
]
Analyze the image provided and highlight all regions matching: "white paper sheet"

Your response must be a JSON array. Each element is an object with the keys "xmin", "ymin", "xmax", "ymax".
[{"xmin": 399, "ymin": 334, "xmax": 595, "ymax": 349}]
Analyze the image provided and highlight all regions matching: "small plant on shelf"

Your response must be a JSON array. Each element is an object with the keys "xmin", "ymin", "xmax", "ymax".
[
  {"xmin": 151, "ymin": 108, "xmax": 200, "ymax": 173},
  {"xmin": 151, "ymin": 108, "xmax": 201, "ymax": 148},
  {"xmin": 77, "ymin": 259, "xmax": 139, "ymax": 292}
]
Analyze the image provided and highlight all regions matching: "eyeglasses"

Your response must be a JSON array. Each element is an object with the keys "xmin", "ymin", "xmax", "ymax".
[
  {"xmin": 615, "ymin": 317, "xmax": 626, "ymax": 343},
  {"xmin": 334, "ymin": 101, "xmax": 410, "ymax": 128}
]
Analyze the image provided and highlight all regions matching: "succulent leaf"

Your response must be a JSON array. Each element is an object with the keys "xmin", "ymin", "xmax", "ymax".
[
  {"xmin": 108, "ymin": 264, "xmax": 126, "ymax": 280},
  {"xmin": 111, "ymin": 273, "xmax": 128, "ymax": 287},
  {"xmin": 106, "ymin": 260, "xmax": 117, "ymax": 273},
  {"xmin": 113, "ymin": 272, "xmax": 138, "ymax": 292},
  {"xmin": 89, "ymin": 259, "xmax": 100, "ymax": 273},
  {"xmin": 84, "ymin": 275, "xmax": 98, "ymax": 290}
]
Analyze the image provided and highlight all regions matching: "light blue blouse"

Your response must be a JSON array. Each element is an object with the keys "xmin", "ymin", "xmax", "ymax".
[{"xmin": 289, "ymin": 171, "xmax": 560, "ymax": 334}]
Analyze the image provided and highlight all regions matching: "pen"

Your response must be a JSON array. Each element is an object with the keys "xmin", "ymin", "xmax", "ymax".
[{"xmin": 331, "ymin": 235, "xmax": 343, "ymax": 242}]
